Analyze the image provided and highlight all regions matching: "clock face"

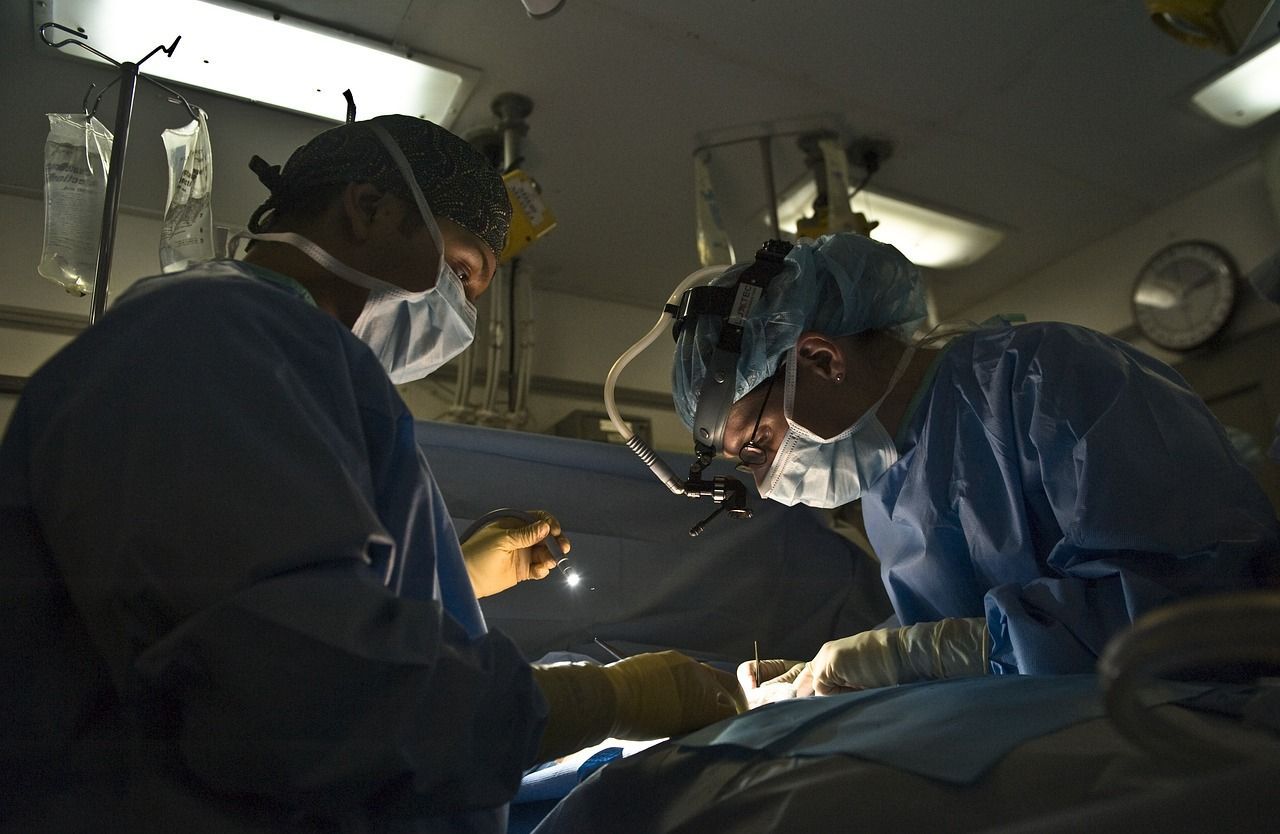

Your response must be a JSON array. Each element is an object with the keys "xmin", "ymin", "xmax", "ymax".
[{"xmin": 1132, "ymin": 241, "xmax": 1237, "ymax": 351}]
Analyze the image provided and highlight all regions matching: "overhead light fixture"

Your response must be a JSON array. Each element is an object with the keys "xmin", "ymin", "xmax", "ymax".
[
  {"xmin": 1146, "ymin": 0, "xmax": 1275, "ymax": 55},
  {"xmin": 774, "ymin": 181, "xmax": 1005, "ymax": 269},
  {"xmin": 40, "ymin": 0, "xmax": 479, "ymax": 125},
  {"xmin": 1191, "ymin": 34, "xmax": 1280, "ymax": 127},
  {"xmin": 520, "ymin": 0, "xmax": 567, "ymax": 18}
]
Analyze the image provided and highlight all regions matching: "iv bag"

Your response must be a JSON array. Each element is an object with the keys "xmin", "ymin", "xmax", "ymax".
[
  {"xmin": 38, "ymin": 113, "xmax": 113, "ymax": 296},
  {"xmin": 693, "ymin": 152, "xmax": 735, "ymax": 267},
  {"xmin": 159, "ymin": 109, "xmax": 215, "ymax": 273}
]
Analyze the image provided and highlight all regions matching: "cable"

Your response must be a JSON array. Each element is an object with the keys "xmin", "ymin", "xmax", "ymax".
[
  {"xmin": 1098, "ymin": 590, "xmax": 1280, "ymax": 768},
  {"xmin": 849, "ymin": 167, "xmax": 874, "ymax": 200},
  {"xmin": 603, "ymin": 264, "xmax": 728, "ymax": 495},
  {"xmin": 849, "ymin": 149, "xmax": 880, "ymax": 199},
  {"xmin": 603, "ymin": 263, "xmax": 727, "ymax": 440},
  {"xmin": 507, "ymin": 258, "xmax": 519, "ymax": 413}
]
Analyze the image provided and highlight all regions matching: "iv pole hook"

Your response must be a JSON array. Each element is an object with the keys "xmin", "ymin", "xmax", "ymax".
[{"xmin": 42, "ymin": 23, "xmax": 201, "ymax": 122}]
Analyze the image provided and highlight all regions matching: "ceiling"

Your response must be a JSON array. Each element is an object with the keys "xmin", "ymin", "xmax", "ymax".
[{"xmin": 4, "ymin": 0, "xmax": 1280, "ymax": 317}]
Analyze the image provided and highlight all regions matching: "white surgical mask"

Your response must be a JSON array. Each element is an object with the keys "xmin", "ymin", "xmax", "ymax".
[
  {"xmin": 234, "ymin": 124, "xmax": 478, "ymax": 384},
  {"xmin": 759, "ymin": 343, "xmax": 916, "ymax": 508},
  {"xmin": 350, "ymin": 262, "xmax": 476, "ymax": 384},
  {"xmin": 358, "ymin": 123, "xmax": 478, "ymax": 383}
]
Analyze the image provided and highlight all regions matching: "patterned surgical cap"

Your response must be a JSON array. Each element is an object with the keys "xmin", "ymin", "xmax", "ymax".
[{"xmin": 248, "ymin": 115, "xmax": 511, "ymax": 256}]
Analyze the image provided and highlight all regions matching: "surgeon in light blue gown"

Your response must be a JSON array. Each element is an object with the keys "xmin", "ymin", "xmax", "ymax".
[
  {"xmin": 0, "ymin": 115, "xmax": 742, "ymax": 834},
  {"xmin": 672, "ymin": 233, "xmax": 1279, "ymax": 698}
]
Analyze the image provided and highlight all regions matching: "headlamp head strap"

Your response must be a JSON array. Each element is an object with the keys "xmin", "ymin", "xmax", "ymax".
[{"xmin": 679, "ymin": 239, "xmax": 793, "ymax": 457}]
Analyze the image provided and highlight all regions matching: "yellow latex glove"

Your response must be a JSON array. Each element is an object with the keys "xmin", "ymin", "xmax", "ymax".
[
  {"xmin": 531, "ymin": 651, "xmax": 746, "ymax": 762},
  {"xmin": 809, "ymin": 618, "xmax": 990, "ymax": 695},
  {"xmin": 461, "ymin": 510, "xmax": 570, "ymax": 598}
]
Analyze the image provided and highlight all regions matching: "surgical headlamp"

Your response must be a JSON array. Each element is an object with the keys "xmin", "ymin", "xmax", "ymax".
[
  {"xmin": 675, "ymin": 239, "xmax": 794, "ymax": 458},
  {"xmin": 604, "ymin": 240, "xmax": 793, "ymax": 536}
]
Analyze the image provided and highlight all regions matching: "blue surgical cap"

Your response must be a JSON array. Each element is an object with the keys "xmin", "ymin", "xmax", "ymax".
[{"xmin": 671, "ymin": 233, "xmax": 927, "ymax": 430}]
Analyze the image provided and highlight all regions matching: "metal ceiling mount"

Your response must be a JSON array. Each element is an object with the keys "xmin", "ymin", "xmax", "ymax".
[
  {"xmin": 793, "ymin": 130, "xmax": 894, "ymax": 238},
  {"xmin": 797, "ymin": 130, "xmax": 895, "ymax": 204},
  {"xmin": 465, "ymin": 92, "xmax": 533, "ymax": 172}
]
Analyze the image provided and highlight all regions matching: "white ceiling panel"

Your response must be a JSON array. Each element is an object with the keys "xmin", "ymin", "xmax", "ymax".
[{"xmin": 5, "ymin": 0, "xmax": 1278, "ymax": 317}]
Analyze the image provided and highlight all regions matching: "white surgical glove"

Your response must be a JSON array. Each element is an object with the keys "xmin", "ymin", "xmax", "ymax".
[
  {"xmin": 736, "ymin": 658, "xmax": 812, "ymax": 707},
  {"xmin": 809, "ymin": 618, "xmax": 990, "ymax": 695},
  {"xmin": 461, "ymin": 510, "xmax": 569, "ymax": 598}
]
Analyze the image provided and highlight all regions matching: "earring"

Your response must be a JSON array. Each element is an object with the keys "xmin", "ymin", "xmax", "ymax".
[{"xmin": 834, "ymin": 374, "xmax": 843, "ymax": 384}]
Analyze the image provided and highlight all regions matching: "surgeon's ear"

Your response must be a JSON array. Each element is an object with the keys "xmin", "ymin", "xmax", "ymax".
[
  {"xmin": 339, "ymin": 182, "xmax": 389, "ymax": 243},
  {"xmin": 795, "ymin": 332, "xmax": 847, "ymax": 384}
]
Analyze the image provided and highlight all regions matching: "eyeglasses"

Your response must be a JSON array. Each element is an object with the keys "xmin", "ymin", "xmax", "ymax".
[{"xmin": 737, "ymin": 370, "xmax": 780, "ymax": 471}]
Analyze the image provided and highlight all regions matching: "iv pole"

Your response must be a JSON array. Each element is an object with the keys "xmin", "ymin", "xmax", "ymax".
[{"xmin": 38, "ymin": 22, "xmax": 201, "ymax": 325}]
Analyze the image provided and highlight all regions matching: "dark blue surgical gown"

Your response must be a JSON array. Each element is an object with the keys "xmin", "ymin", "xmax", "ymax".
[
  {"xmin": 0, "ymin": 262, "xmax": 546, "ymax": 833},
  {"xmin": 861, "ymin": 322, "xmax": 1280, "ymax": 675}
]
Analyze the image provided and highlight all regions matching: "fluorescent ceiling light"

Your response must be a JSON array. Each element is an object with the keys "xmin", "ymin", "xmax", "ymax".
[
  {"xmin": 42, "ymin": 0, "xmax": 478, "ymax": 125},
  {"xmin": 1192, "ymin": 35, "xmax": 1280, "ymax": 127},
  {"xmin": 774, "ymin": 181, "xmax": 1004, "ymax": 269}
]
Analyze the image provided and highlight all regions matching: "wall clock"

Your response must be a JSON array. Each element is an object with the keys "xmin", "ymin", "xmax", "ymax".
[{"xmin": 1131, "ymin": 240, "xmax": 1238, "ymax": 351}]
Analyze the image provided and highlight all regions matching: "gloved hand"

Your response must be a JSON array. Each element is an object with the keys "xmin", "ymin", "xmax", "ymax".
[
  {"xmin": 736, "ymin": 658, "xmax": 812, "ymax": 707},
  {"xmin": 531, "ymin": 651, "xmax": 746, "ymax": 761},
  {"xmin": 809, "ymin": 618, "xmax": 990, "ymax": 695},
  {"xmin": 461, "ymin": 510, "xmax": 570, "ymax": 598}
]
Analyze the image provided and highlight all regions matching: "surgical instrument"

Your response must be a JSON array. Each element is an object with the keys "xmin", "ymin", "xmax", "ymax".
[{"xmin": 594, "ymin": 637, "xmax": 627, "ymax": 661}]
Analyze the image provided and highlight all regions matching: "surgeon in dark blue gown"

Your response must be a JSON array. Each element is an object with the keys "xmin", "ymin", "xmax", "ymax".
[{"xmin": 0, "ymin": 115, "xmax": 742, "ymax": 834}]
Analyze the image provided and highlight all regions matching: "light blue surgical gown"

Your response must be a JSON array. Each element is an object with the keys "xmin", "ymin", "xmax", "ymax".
[
  {"xmin": 0, "ymin": 262, "xmax": 546, "ymax": 833},
  {"xmin": 861, "ymin": 322, "xmax": 1280, "ymax": 675}
]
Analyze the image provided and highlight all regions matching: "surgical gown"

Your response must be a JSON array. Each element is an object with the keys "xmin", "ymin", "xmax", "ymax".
[
  {"xmin": 0, "ymin": 262, "xmax": 546, "ymax": 833},
  {"xmin": 861, "ymin": 322, "xmax": 1280, "ymax": 675}
]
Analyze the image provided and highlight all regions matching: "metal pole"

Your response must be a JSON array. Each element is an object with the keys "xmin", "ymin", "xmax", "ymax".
[
  {"xmin": 491, "ymin": 93, "xmax": 532, "ymax": 419},
  {"xmin": 89, "ymin": 61, "xmax": 138, "ymax": 325},
  {"xmin": 502, "ymin": 130, "xmax": 519, "ymax": 173},
  {"xmin": 501, "ymin": 118, "xmax": 520, "ymax": 415},
  {"xmin": 759, "ymin": 136, "xmax": 780, "ymax": 238},
  {"xmin": 492, "ymin": 92, "xmax": 532, "ymax": 172},
  {"xmin": 507, "ymin": 258, "xmax": 519, "ymax": 411},
  {"xmin": 480, "ymin": 264, "xmax": 506, "ymax": 419}
]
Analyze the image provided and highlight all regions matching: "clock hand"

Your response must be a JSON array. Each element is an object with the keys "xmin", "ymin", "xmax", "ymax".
[{"xmin": 1177, "ymin": 273, "xmax": 1220, "ymax": 301}]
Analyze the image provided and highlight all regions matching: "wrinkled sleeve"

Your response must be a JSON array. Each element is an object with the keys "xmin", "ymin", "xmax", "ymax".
[
  {"xmin": 984, "ymin": 328, "xmax": 1279, "ymax": 674},
  {"xmin": 24, "ymin": 288, "xmax": 546, "ymax": 817}
]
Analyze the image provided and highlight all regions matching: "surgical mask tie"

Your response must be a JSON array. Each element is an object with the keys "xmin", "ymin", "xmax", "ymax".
[{"xmin": 760, "ymin": 342, "xmax": 917, "ymax": 508}]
